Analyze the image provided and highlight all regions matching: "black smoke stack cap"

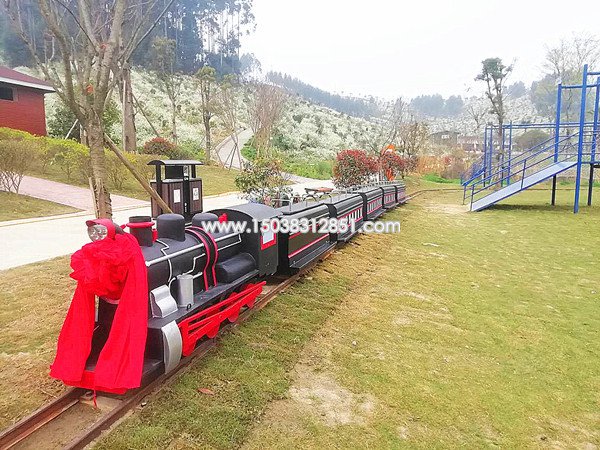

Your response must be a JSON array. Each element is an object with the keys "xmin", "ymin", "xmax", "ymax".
[
  {"xmin": 157, "ymin": 214, "xmax": 186, "ymax": 242},
  {"xmin": 128, "ymin": 215, "xmax": 154, "ymax": 247}
]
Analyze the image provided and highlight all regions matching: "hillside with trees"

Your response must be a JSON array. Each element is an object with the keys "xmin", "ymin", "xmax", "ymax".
[
  {"xmin": 1, "ymin": 0, "xmax": 599, "ymax": 205},
  {"xmin": 266, "ymin": 72, "xmax": 380, "ymax": 118},
  {"xmin": 0, "ymin": 0, "xmax": 254, "ymax": 77}
]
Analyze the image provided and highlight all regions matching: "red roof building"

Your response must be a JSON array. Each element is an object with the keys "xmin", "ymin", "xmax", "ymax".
[{"xmin": 0, "ymin": 66, "xmax": 55, "ymax": 136}]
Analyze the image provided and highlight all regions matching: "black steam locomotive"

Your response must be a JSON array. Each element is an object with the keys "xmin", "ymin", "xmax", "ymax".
[{"xmin": 55, "ymin": 181, "xmax": 406, "ymax": 393}]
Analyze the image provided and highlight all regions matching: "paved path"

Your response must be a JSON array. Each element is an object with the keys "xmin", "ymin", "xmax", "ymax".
[
  {"xmin": 0, "ymin": 176, "xmax": 337, "ymax": 271},
  {"xmin": 214, "ymin": 129, "xmax": 318, "ymax": 184},
  {"xmin": 0, "ymin": 192, "xmax": 245, "ymax": 271},
  {"xmin": 18, "ymin": 176, "xmax": 149, "ymax": 211},
  {"xmin": 1, "ymin": 132, "xmax": 334, "ymax": 271},
  {"xmin": 215, "ymin": 129, "xmax": 253, "ymax": 170}
]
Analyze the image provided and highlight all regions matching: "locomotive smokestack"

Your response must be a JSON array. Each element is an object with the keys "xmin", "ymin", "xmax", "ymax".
[
  {"xmin": 156, "ymin": 214, "xmax": 186, "ymax": 242},
  {"xmin": 128, "ymin": 216, "xmax": 154, "ymax": 247}
]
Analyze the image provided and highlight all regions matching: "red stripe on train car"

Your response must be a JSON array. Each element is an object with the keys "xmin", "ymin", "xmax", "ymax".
[{"xmin": 288, "ymin": 234, "xmax": 329, "ymax": 258}]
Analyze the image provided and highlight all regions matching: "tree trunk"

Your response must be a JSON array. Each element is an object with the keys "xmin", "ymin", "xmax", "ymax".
[
  {"xmin": 87, "ymin": 117, "xmax": 112, "ymax": 218},
  {"xmin": 122, "ymin": 66, "xmax": 137, "ymax": 152},
  {"xmin": 204, "ymin": 115, "xmax": 211, "ymax": 164},
  {"xmin": 171, "ymin": 98, "xmax": 178, "ymax": 145}
]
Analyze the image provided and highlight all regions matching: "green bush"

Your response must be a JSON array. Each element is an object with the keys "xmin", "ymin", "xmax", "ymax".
[
  {"xmin": 0, "ymin": 127, "xmax": 33, "ymax": 141},
  {"xmin": 105, "ymin": 152, "xmax": 131, "ymax": 190},
  {"xmin": 0, "ymin": 127, "xmax": 167, "ymax": 192},
  {"xmin": 123, "ymin": 153, "xmax": 165, "ymax": 184},
  {"xmin": 241, "ymin": 140, "xmax": 257, "ymax": 160},
  {"xmin": 0, "ymin": 139, "xmax": 39, "ymax": 193},
  {"xmin": 174, "ymin": 139, "xmax": 203, "ymax": 160},
  {"xmin": 52, "ymin": 142, "xmax": 91, "ymax": 182},
  {"xmin": 235, "ymin": 157, "xmax": 291, "ymax": 206}
]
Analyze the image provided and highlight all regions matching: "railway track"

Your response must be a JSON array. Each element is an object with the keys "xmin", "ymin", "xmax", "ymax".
[
  {"xmin": 0, "ymin": 251, "xmax": 331, "ymax": 450},
  {"xmin": 0, "ymin": 188, "xmax": 436, "ymax": 450}
]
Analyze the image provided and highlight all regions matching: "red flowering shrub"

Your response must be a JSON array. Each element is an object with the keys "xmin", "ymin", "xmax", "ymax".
[
  {"xmin": 380, "ymin": 151, "xmax": 407, "ymax": 180},
  {"xmin": 333, "ymin": 149, "xmax": 379, "ymax": 188},
  {"xmin": 142, "ymin": 137, "xmax": 176, "ymax": 157}
]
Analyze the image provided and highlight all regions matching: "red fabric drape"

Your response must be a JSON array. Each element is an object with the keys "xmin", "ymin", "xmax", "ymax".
[{"xmin": 50, "ymin": 233, "xmax": 148, "ymax": 391}]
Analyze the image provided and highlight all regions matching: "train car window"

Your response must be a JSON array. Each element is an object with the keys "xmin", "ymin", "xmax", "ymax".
[{"xmin": 0, "ymin": 86, "xmax": 14, "ymax": 101}]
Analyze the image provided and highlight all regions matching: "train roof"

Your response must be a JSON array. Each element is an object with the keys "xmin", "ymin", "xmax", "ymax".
[
  {"xmin": 320, "ymin": 193, "xmax": 362, "ymax": 204},
  {"xmin": 147, "ymin": 159, "xmax": 204, "ymax": 166},
  {"xmin": 215, "ymin": 202, "xmax": 280, "ymax": 220},
  {"xmin": 277, "ymin": 200, "xmax": 328, "ymax": 214}
]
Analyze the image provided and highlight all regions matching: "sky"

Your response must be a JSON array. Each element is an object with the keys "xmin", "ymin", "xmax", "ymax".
[{"xmin": 241, "ymin": 0, "xmax": 600, "ymax": 100}]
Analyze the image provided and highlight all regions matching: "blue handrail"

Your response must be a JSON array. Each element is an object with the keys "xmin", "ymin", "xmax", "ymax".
[
  {"xmin": 469, "ymin": 130, "xmax": 596, "ymax": 204},
  {"xmin": 461, "ymin": 121, "xmax": 600, "ymax": 187}
]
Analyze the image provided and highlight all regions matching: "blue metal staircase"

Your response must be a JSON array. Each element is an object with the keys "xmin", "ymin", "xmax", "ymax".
[
  {"xmin": 459, "ymin": 64, "xmax": 600, "ymax": 213},
  {"xmin": 466, "ymin": 131, "xmax": 594, "ymax": 211},
  {"xmin": 470, "ymin": 161, "xmax": 576, "ymax": 211}
]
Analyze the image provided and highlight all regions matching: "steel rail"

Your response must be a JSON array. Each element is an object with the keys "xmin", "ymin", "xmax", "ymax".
[{"xmin": 0, "ymin": 249, "xmax": 336, "ymax": 450}]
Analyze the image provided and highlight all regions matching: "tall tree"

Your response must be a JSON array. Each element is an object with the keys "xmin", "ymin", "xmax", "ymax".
[
  {"xmin": 248, "ymin": 83, "xmax": 287, "ymax": 156},
  {"xmin": 197, "ymin": 65, "xmax": 217, "ymax": 164},
  {"xmin": 466, "ymin": 100, "xmax": 489, "ymax": 133},
  {"xmin": 361, "ymin": 97, "xmax": 408, "ymax": 155},
  {"xmin": 132, "ymin": 0, "xmax": 255, "ymax": 76},
  {"xmin": 398, "ymin": 117, "xmax": 429, "ymax": 167},
  {"xmin": 536, "ymin": 34, "xmax": 600, "ymax": 121},
  {"xmin": 120, "ymin": 63, "xmax": 137, "ymax": 152},
  {"xmin": 216, "ymin": 74, "xmax": 241, "ymax": 168},
  {"xmin": 544, "ymin": 34, "xmax": 600, "ymax": 80},
  {"xmin": 476, "ymin": 58, "xmax": 513, "ymax": 159},
  {"xmin": 2, "ymin": 0, "xmax": 175, "ymax": 218},
  {"xmin": 151, "ymin": 37, "xmax": 182, "ymax": 144}
]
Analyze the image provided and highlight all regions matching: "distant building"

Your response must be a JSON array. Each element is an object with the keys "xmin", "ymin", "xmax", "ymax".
[
  {"xmin": 457, "ymin": 135, "xmax": 482, "ymax": 153},
  {"xmin": 429, "ymin": 130, "xmax": 460, "ymax": 146},
  {"xmin": 429, "ymin": 130, "xmax": 482, "ymax": 153},
  {"xmin": 0, "ymin": 66, "xmax": 55, "ymax": 136}
]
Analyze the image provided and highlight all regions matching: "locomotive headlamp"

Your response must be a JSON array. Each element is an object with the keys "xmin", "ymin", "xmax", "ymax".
[
  {"xmin": 87, "ymin": 224, "xmax": 108, "ymax": 241},
  {"xmin": 85, "ymin": 219, "xmax": 117, "ymax": 241}
]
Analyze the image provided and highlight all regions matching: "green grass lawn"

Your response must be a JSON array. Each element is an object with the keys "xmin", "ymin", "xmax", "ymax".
[
  {"xmin": 0, "ymin": 192, "xmax": 80, "ymax": 222},
  {"xmin": 93, "ymin": 184, "xmax": 600, "ymax": 449},
  {"xmin": 1, "ymin": 181, "xmax": 599, "ymax": 447},
  {"xmin": 28, "ymin": 164, "xmax": 239, "ymax": 200},
  {"xmin": 0, "ymin": 257, "xmax": 73, "ymax": 428}
]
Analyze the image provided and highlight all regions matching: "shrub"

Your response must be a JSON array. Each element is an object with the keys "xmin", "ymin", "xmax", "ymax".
[
  {"xmin": 105, "ymin": 152, "xmax": 132, "ymax": 190},
  {"xmin": 0, "ymin": 127, "xmax": 33, "ymax": 141},
  {"xmin": 415, "ymin": 153, "xmax": 466, "ymax": 180},
  {"xmin": 333, "ymin": 149, "xmax": 378, "ymax": 188},
  {"xmin": 235, "ymin": 157, "xmax": 292, "ymax": 206},
  {"xmin": 52, "ymin": 142, "xmax": 91, "ymax": 182},
  {"xmin": 380, "ymin": 151, "xmax": 407, "ymax": 180},
  {"xmin": 241, "ymin": 140, "xmax": 257, "ymax": 161},
  {"xmin": 143, "ymin": 137, "xmax": 177, "ymax": 157},
  {"xmin": 0, "ymin": 140, "xmax": 38, "ymax": 193},
  {"xmin": 132, "ymin": 153, "xmax": 164, "ymax": 181},
  {"xmin": 173, "ymin": 139, "xmax": 203, "ymax": 160}
]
